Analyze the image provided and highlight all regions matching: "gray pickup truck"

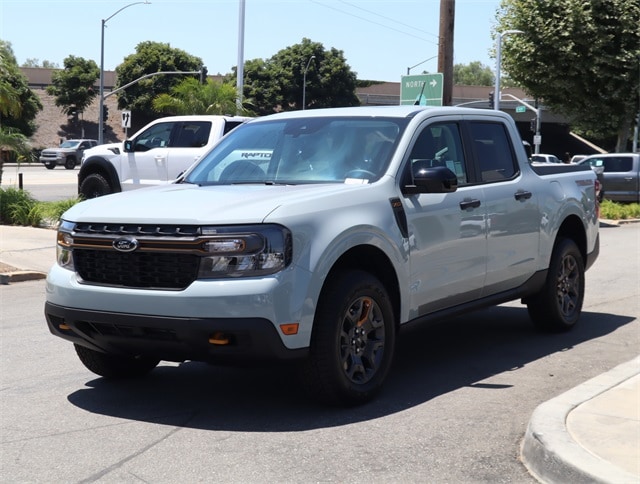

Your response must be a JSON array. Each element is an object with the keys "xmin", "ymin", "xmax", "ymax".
[
  {"xmin": 39, "ymin": 139, "xmax": 98, "ymax": 170},
  {"xmin": 45, "ymin": 106, "xmax": 600, "ymax": 406},
  {"xmin": 578, "ymin": 153, "xmax": 640, "ymax": 202}
]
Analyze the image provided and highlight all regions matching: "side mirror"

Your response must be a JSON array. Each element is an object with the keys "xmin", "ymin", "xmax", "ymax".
[
  {"xmin": 123, "ymin": 139, "xmax": 133, "ymax": 153},
  {"xmin": 403, "ymin": 165, "xmax": 458, "ymax": 195}
]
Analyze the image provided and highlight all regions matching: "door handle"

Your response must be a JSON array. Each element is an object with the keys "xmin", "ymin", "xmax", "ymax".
[
  {"xmin": 514, "ymin": 190, "xmax": 532, "ymax": 201},
  {"xmin": 459, "ymin": 198, "xmax": 481, "ymax": 210}
]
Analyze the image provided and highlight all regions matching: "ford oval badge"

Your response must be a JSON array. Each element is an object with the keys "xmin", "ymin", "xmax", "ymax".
[{"xmin": 113, "ymin": 237, "xmax": 139, "ymax": 252}]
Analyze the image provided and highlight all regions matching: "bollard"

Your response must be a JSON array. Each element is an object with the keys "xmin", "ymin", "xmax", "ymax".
[{"xmin": 18, "ymin": 172, "xmax": 23, "ymax": 190}]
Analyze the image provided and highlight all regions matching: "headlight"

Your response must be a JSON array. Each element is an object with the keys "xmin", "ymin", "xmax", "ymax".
[
  {"xmin": 56, "ymin": 220, "xmax": 75, "ymax": 271},
  {"xmin": 56, "ymin": 153, "xmax": 64, "ymax": 160},
  {"xmin": 197, "ymin": 224, "xmax": 292, "ymax": 278}
]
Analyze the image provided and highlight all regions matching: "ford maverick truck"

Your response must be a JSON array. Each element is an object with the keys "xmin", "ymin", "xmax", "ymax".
[
  {"xmin": 77, "ymin": 115, "xmax": 250, "ymax": 199},
  {"xmin": 46, "ymin": 106, "xmax": 600, "ymax": 406}
]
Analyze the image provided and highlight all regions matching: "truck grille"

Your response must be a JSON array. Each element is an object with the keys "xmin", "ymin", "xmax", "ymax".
[
  {"xmin": 74, "ymin": 249, "xmax": 199, "ymax": 289},
  {"xmin": 70, "ymin": 224, "xmax": 203, "ymax": 290}
]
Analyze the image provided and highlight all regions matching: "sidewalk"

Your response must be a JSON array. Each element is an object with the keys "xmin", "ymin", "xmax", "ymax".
[{"xmin": 1, "ymin": 224, "xmax": 639, "ymax": 483}]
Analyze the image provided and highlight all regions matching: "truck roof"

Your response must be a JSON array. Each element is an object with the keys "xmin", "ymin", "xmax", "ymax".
[{"xmin": 252, "ymin": 105, "xmax": 510, "ymax": 121}]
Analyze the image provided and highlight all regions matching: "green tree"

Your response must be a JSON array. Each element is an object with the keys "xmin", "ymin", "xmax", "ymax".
[
  {"xmin": 0, "ymin": 40, "xmax": 42, "ymax": 138},
  {"xmin": 495, "ymin": 0, "xmax": 640, "ymax": 152},
  {"xmin": 46, "ymin": 55, "xmax": 99, "ymax": 116},
  {"xmin": 229, "ymin": 38, "xmax": 360, "ymax": 115},
  {"xmin": 22, "ymin": 58, "xmax": 59, "ymax": 68},
  {"xmin": 453, "ymin": 61, "xmax": 495, "ymax": 86},
  {"xmin": 115, "ymin": 41, "xmax": 203, "ymax": 120},
  {"xmin": 0, "ymin": 41, "xmax": 41, "ymax": 183},
  {"xmin": 152, "ymin": 77, "xmax": 247, "ymax": 115}
]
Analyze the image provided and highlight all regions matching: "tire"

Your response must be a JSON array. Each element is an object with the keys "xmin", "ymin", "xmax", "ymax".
[
  {"xmin": 74, "ymin": 344, "xmax": 159, "ymax": 378},
  {"xmin": 64, "ymin": 157, "xmax": 76, "ymax": 169},
  {"xmin": 526, "ymin": 238, "xmax": 585, "ymax": 332},
  {"xmin": 44, "ymin": 162, "xmax": 55, "ymax": 170},
  {"xmin": 79, "ymin": 173, "xmax": 112, "ymax": 199},
  {"xmin": 300, "ymin": 270, "xmax": 396, "ymax": 406}
]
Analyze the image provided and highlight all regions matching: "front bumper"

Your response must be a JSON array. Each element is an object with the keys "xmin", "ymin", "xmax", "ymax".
[{"xmin": 45, "ymin": 302, "xmax": 308, "ymax": 364}]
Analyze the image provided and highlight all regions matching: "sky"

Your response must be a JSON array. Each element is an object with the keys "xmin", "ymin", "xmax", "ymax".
[{"xmin": 1, "ymin": 0, "xmax": 501, "ymax": 83}]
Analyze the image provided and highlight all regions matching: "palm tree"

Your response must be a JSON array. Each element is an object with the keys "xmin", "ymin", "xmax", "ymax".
[{"xmin": 152, "ymin": 77, "xmax": 251, "ymax": 116}]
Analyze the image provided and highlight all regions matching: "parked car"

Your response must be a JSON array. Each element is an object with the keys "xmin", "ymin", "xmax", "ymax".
[
  {"xmin": 570, "ymin": 154, "xmax": 588, "ymax": 164},
  {"xmin": 530, "ymin": 153, "xmax": 563, "ymax": 164},
  {"xmin": 39, "ymin": 139, "xmax": 98, "ymax": 170},
  {"xmin": 578, "ymin": 153, "xmax": 640, "ymax": 203}
]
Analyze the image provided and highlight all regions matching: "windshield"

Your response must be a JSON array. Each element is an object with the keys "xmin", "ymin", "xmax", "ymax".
[
  {"xmin": 59, "ymin": 140, "xmax": 80, "ymax": 149},
  {"xmin": 184, "ymin": 116, "xmax": 406, "ymax": 185}
]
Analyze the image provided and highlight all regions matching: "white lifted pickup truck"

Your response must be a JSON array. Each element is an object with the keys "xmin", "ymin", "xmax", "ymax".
[
  {"xmin": 46, "ymin": 106, "xmax": 600, "ymax": 406},
  {"xmin": 77, "ymin": 115, "xmax": 249, "ymax": 199}
]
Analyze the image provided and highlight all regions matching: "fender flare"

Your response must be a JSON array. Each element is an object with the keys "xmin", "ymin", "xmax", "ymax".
[{"xmin": 78, "ymin": 157, "xmax": 122, "ymax": 194}]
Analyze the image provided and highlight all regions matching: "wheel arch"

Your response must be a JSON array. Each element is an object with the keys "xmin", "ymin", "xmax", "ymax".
[
  {"xmin": 555, "ymin": 214, "xmax": 587, "ymax": 265},
  {"xmin": 78, "ymin": 157, "xmax": 122, "ymax": 194},
  {"xmin": 321, "ymin": 245, "xmax": 401, "ymax": 331}
]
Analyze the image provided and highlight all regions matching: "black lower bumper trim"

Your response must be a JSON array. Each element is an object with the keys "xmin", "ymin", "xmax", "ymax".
[{"xmin": 44, "ymin": 302, "xmax": 308, "ymax": 364}]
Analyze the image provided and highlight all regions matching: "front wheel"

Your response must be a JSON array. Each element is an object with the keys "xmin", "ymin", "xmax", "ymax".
[
  {"xmin": 74, "ymin": 344, "xmax": 159, "ymax": 378},
  {"xmin": 526, "ymin": 238, "xmax": 585, "ymax": 332},
  {"xmin": 44, "ymin": 162, "xmax": 55, "ymax": 170},
  {"xmin": 79, "ymin": 173, "xmax": 112, "ymax": 199},
  {"xmin": 300, "ymin": 270, "xmax": 396, "ymax": 406}
]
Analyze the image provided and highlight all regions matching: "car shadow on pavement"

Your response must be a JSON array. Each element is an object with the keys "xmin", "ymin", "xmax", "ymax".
[{"xmin": 66, "ymin": 305, "xmax": 634, "ymax": 431}]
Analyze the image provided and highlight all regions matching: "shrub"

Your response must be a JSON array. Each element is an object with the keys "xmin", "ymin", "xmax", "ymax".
[{"xmin": 600, "ymin": 200, "xmax": 640, "ymax": 220}]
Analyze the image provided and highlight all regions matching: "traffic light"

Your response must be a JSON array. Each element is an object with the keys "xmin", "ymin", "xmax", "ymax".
[
  {"xmin": 488, "ymin": 91, "xmax": 494, "ymax": 108},
  {"xmin": 200, "ymin": 66, "xmax": 208, "ymax": 84},
  {"xmin": 102, "ymin": 105, "xmax": 109, "ymax": 122},
  {"xmin": 530, "ymin": 118, "xmax": 537, "ymax": 132}
]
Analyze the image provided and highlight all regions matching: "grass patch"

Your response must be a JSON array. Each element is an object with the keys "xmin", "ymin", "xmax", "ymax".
[
  {"xmin": 600, "ymin": 200, "xmax": 640, "ymax": 220},
  {"xmin": 0, "ymin": 187, "xmax": 81, "ymax": 227}
]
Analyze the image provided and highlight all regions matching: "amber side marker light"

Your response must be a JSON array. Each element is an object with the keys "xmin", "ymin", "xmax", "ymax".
[
  {"xmin": 279, "ymin": 323, "xmax": 299, "ymax": 335},
  {"xmin": 209, "ymin": 332, "xmax": 230, "ymax": 345},
  {"xmin": 59, "ymin": 323, "xmax": 71, "ymax": 331}
]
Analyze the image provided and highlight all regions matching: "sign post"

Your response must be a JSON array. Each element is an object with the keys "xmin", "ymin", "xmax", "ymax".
[{"xmin": 400, "ymin": 73, "xmax": 444, "ymax": 106}]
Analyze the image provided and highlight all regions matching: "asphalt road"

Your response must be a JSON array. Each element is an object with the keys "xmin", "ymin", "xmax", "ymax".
[
  {"xmin": 1, "ymin": 223, "xmax": 638, "ymax": 483},
  {"xmin": 1, "ymin": 163, "xmax": 79, "ymax": 202}
]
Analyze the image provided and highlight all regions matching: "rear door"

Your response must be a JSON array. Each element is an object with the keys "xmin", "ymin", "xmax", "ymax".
[
  {"xmin": 165, "ymin": 121, "xmax": 213, "ymax": 180},
  {"xmin": 601, "ymin": 156, "xmax": 639, "ymax": 202},
  {"xmin": 466, "ymin": 120, "xmax": 540, "ymax": 294}
]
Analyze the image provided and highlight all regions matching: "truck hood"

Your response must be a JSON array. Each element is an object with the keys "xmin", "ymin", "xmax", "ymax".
[
  {"xmin": 83, "ymin": 142, "xmax": 123, "ymax": 158},
  {"xmin": 63, "ymin": 181, "xmax": 374, "ymax": 225}
]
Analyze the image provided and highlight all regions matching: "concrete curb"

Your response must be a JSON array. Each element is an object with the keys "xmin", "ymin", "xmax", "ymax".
[
  {"xmin": 0, "ymin": 270, "xmax": 46, "ymax": 285},
  {"xmin": 521, "ymin": 357, "xmax": 640, "ymax": 484}
]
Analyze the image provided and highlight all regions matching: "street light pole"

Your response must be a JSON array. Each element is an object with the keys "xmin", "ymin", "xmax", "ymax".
[
  {"xmin": 494, "ymin": 29, "xmax": 523, "ymax": 110},
  {"xmin": 302, "ymin": 55, "xmax": 315, "ymax": 110},
  {"xmin": 406, "ymin": 55, "xmax": 438, "ymax": 76},
  {"xmin": 98, "ymin": 1, "xmax": 150, "ymax": 144}
]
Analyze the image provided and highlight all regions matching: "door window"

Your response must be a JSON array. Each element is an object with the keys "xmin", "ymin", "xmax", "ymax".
[
  {"xmin": 408, "ymin": 122, "xmax": 468, "ymax": 185},
  {"xmin": 468, "ymin": 122, "xmax": 517, "ymax": 182}
]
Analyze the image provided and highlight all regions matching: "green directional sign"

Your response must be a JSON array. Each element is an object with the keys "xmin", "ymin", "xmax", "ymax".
[
  {"xmin": 515, "ymin": 106, "xmax": 526, "ymax": 113},
  {"xmin": 400, "ymin": 73, "xmax": 444, "ymax": 106}
]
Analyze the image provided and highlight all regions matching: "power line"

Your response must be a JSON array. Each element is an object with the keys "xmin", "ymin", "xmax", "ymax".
[
  {"xmin": 309, "ymin": 0, "xmax": 439, "ymax": 46},
  {"xmin": 338, "ymin": 0, "xmax": 439, "ymax": 39}
]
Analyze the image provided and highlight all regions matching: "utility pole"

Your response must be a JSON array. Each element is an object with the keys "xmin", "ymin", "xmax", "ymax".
[{"xmin": 437, "ymin": 0, "xmax": 454, "ymax": 106}]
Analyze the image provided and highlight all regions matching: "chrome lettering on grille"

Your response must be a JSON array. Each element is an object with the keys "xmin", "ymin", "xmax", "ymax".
[{"xmin": 112, "ymin": 237, "xmax": 139, "ymax": 252}]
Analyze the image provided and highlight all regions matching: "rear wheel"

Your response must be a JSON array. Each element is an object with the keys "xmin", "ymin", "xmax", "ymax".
[
  {"xmin": 74, "ymin": 344, "xmax": 159, "ymax": 378},
  {"xmin": 79, "ymin": 172, "xmax": 112, "ymax": 199},
  {"xmin": 526, "ymin": 238, "xmax": 584, "ymax": 332},
  {"xmin": 300, "ymin": 270, "xmax": 396, "ymax": 406},
  {"xmin": 64, "ymin": 157, "xmax": 77, "ymax": 169}
]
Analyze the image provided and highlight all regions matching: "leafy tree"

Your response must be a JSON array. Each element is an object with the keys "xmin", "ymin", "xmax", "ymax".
[
  {"xmin": 22, "ymin": 58, "xmax": 59, "ymax": 68},
  {"xmin": 495, "ymin": 0, "xmax": 640, "ymax": 151},
  {"xmin": 453, "ymin": 61, "xmax": 494, "ymax": 86},
  {"xmin": 152, "ymin": 77, "xmax": 247, "ymax": 115},
  {"xmin": 115, "ymin": 41, "xmax": 203, "ymax": 120},
  {"xmin": 0, "ymin": 41, "xmax": 41, "ymax": 183},
  {"xmin": 228, "ymin": 38, "xmax": 360, "ymax": 115},
  {"xmin": 46, "ymin": 55, "xmax": 99, "ymax": 116},
  {"xmin": 0, "ymin": 40, "xmax": 42, "ymax": 138}
]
